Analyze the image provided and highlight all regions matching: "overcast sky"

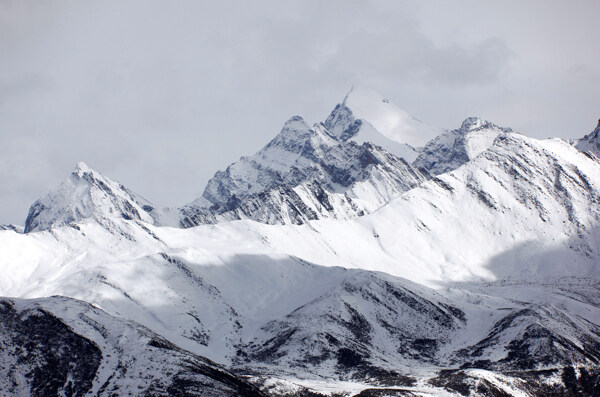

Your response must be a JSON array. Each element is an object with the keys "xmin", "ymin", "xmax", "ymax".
[{"xmin": 1, "ymin": 1, "xmax": 600, "ymax": 225}]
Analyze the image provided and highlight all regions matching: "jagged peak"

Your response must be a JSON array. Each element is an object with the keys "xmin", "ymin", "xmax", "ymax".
[
  {"xmin": 574, "ymin": 117, "xmax": 600, "ymax": 157},
  {"xmin": 325, "ymin": 88, "xmax": 442, "ymax": 150},
  {"xmin": 24, "ymin": 163, "xmax": 155, "ymax": 233},
  {"xmin": 459, "ymin": 117, "xmax": 512, "ymax": 133},
  {"xmin": 263, "ymin": 114, "xmax": 343, "ymax": 154},
  {"xmin": 71, "ymin": 161, "xmax": 105, "ymax": 182},
  {"xmin": 74, "ymin": 161, "xmax": 92, "ymax": 173},
  {"xmin": 414, "ymin": 117, "xmax": 515, "ymax": 175},
  {"xmin": 460, "ymin": 117, "xmax": 485, "ymax": 130},
  {"xmin": 281, "ymin": 115, "xmax": 310, "ymax": 132}
]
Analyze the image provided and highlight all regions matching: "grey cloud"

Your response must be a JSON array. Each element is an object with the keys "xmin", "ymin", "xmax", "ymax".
[{"xmin": 421, "ymin": 37, "xmax": 513, "ymax": 85}]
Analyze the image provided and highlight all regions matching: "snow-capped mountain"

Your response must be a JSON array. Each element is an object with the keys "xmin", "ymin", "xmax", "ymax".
[
  {"xmin": 573, "ymin": 118, "xmax": 600, "ymax": 157},
  {"xmin": 2, "ymin": 93, "xmax": 600, "ymax": 396},
  {"xmin": 179, "ymin": 113, "xmax": 429, "ymax": 227},
  {"xmin": 324, "ymin": 88, "xmax": 443, "ymax": 161},
  {"xmin": 24, "ymin": 162, "xmax": 157, "ymax": 233},
  {"xmin": 413, "ymin": 117, "xmax": 513, "ymax": 175}
]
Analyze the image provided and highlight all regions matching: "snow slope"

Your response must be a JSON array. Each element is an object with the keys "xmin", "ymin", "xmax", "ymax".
[
  {"xmin": 2, "ymin": 127, "xmax": 600, "ymax": 393},
  {"xmin": 0, "ymin": 296, "xmax": 264, "ymax": 396},
  {"xmin": 413, "ymin": 117, "xmax": 513, "ymax": 175},
  {"xmin": 1, "ymin": 218, "xmax": 598, "ymax": 394},
  {"xmin": 222, "ymin": 133, "xmax": 600, "ymax": 286},
  {"xmin": 24, "ymin": 162, "xmax": 157, "ymax": 233},
  {"xmin": 2, "ymin": 99, "xmax": 600, "ymax": 395},
  {"xmin": 324, "ymin": 88, "xmax": 443, "ymax": 161},
  {"xmin": 6, "ymin": 129, "xmax": 600, "ymax": 310}
]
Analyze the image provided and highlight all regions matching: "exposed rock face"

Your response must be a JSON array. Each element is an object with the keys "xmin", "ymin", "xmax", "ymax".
[
  {"xmin": 179, "ymin": 116, "xmax": 429, "ymax": 227},
  {"xmin": 0, "ymin": 224, "xmax": 23, "ymax": 233},
  {"xmin": 0, "ymin": 299, "xmax": 101, "ymax": 397},
  {"xmin": 237, "ymin": 273, "xmax": 466, "ymax": 381},
  {"xmin": 0, "ymin": 297, "xmax": 265, "ymax": 397},
  {"xmin": 574, "ymin": 118, "xmax": 600, "ymax": 157}
]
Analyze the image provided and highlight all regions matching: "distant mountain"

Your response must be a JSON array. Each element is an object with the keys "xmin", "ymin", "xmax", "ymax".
[
  {"xmin": 413, "ymin": 117, "xmax": 512, "ymax": 175},
  {"xmin": 24, "ymin": 162, "xmax": 157, "ymax": 233},
  {"xmin": 574, "ymin": 118, "xmax": 600, "ymax": 157},
  {"xmin": 22, "ymin": 92, "xmax": 441, "ymax": 232},
  {"xmin": 325, "ymin": 88, "xmax": 443, "ymax": 161},
  {"xmin": 179, "ymin": 112, "xmax": 430, "ymax": 228}
]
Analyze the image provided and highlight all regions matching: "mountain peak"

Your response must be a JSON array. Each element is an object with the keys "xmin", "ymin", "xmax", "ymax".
[
  {"xmin": 414, "ymin": 117, "xmax": 514, "ymax": 175},
  {"xmin": 72, "ymin": 161, "xmax": 102, "ymax": 181},
  {"xmin": 74, "ymin": 161, "xmax": 92, "ymax": 173},
  {"xmin": 574, "ymin": 117, "xmax": 600, "ymax": 156},
  {"xmin": 586, "ymin": 118, "xmax": 600, "ymax": 139},
  {"xmin": 24, "ymin": 164, "xmax": 155, "ymax": 233},
  {"xmin": 460, "ymin": 117, "xmax": 486, "ymax": 130},
  {"xmin": 281, "ymin": 115, "xmax": 310, "ymax": 132},
  {"xmin": 459, "ymin": 117, "xmax": 512, "ymax": 133},
  {"xmin": 324, "ymin": 88, "xmax": 442, "ymax": 161},
  {"xmin": 265, "ymin": 115, "xmax": 328, "ymax": 152}
]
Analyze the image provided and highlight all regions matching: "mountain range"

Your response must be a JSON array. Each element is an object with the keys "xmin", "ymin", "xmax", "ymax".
[{"xmin": 1, "ymin": 88, "xmax": 599, "ymax": 396}]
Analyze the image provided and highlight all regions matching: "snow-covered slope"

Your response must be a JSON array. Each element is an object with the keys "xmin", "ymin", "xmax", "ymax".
[
  {"xmin": 222, "ymin": 133, "xmax": 598, "ymax": 286},
  {"xmin": 24, "ymin": 162, "xmax": 158, "ymax": 233},
  {"xmin": 324, "ymin": 88, "xmax": 443, "ymax": 161},
  {"xmin": 3, "ymin": 97, "xmax": 600, "ymax": 395},
  {"xmin": 1, "ymin": 219, "xmax": 598, "ymax": 395},
  {"xmin": 413, "ymin": 117, "xmax": 513, "ymax": 175},
  {"xmin": 6, "ymin": 130, "xmax": 600, "ymax": 309},
  {"xmin": 179, "ymin": 116, "xmax": 428, "ymax": 227},
  {"xmin": 574, "ymin": 118, "xmax": 600, "ymax": 157},
  {"xmin": 0, "ymin": 296, "xmax": 264, "ymax": 396}
]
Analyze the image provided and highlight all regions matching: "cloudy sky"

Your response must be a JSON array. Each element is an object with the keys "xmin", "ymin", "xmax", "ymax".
[{"xmin": 1, "ymin": 0, "xmax": 599, "ymax": 225}]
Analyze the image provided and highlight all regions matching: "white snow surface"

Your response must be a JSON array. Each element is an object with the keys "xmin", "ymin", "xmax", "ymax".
[
  {"xmin": 23, "ymin": 161, "xmax": 156, "ymax": 233},
  {"xmin": 3, "ymin": 111, "xmax": 600, "ymax": 393},
  {"xmin": 345, "ymin": 119, "xmax": 422, "ymax": 162},
  {"xmin": 342, "ymin": 88, "xmax": 443, "ymax": 148},
  {"xmin": 0, "ymin": 296, "xmax": 256, "ymax": 396},
  {"xmin": 2, "ymin": 133, "xmax": 600, "ymax": 378},
  {"xmin": 413, "ymin": 117, "xmax": 513, "ymax": 175}
]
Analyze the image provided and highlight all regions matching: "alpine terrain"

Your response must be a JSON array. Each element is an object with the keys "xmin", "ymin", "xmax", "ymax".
[{"xmin": 1, "ymin": 89, "xmax": 599, "ymax": 396}]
